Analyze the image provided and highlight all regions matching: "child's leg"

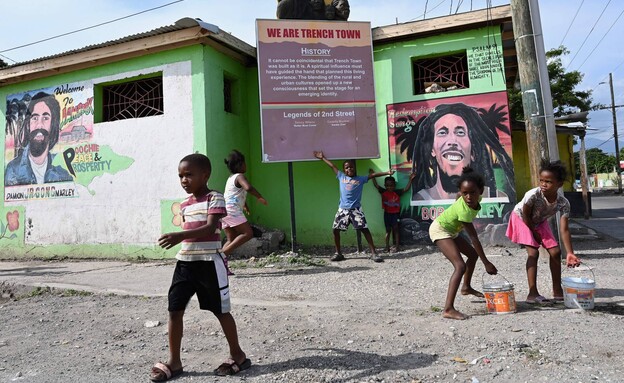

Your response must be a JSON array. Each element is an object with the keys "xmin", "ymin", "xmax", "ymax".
[
  {"xmin": 454, "ymin": 236, "xmax": 484, "ymax": 297},
  {"xmin": 222, "ymin": 227, "xmax": 235, "ymax": 253},
  {"xmin": 546, "ymin": 246, "xmax": 563, "ymax": 298},
  {"xmin": 215, "ymin": 312, "xmax": 247, "ymax": 364},
  {"xmin": 525, "ymin": 246, "xmax": 541, "ymax": 300},
  {"xmin": 436, "ymin": 238, "xmax": 468, "ymax": 319},
  {"xmin": 221, "ymin": 223, "xmax": 253, "ymax": 255},
  {"xmin": 332, "ymin": 228, "xmax": 342, "ymax": 255},
  {"xmin": 150, "ymin": 309, "xmax": 184, "ymax": 378},
  {"xmin": 361, "ymin": 228, "xmax": 376, "ymax": 253},
  {"xmin": 392, "ymin": 223, "xmax": 400, "ymax": 251},
  {"xmin": 361, "ymin": 228, "xmax": 382, "ymax": 262},
  {"xmin": 384, "ymin": 226, "xmax": 391, "ymax": 251}
]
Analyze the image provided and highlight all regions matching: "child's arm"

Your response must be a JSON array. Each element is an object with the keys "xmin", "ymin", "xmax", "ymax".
[
  {"xmin": 236, "ymin": 174, "xmax": 268, "ymax": 205},
  {"xmin": 368, "ymin": 168, "xmax": 383, "ymax": 192},
  {"xmin": 559, "ymin": 215, "xmax": 581, "ymax": 267},
  {"xmin": 401, "ymin": 172, "xmax": 417, "ymax": 192},
  {"xmin": 462, "ymin": 222, "xmax": 498, "ymax": 275},
  {"xmin": 368, "ymin": 169, "xmax": 394, "ymax": 180},
  {"xmin": 313, "ymin": 151, "xmax": 339, "ymax": 175},
  {"xmin": 521, "ymin": 203, "xmax": 541, "ymax": 244},
  {"xmin": 158, "ymin": 212, "xmax": 225, "ymax": 249}
]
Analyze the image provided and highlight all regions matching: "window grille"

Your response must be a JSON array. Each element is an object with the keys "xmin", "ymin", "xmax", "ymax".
[
  {"xmin": 412, "ymin": 53, "xmax": 469, "ymax": 95},
  {"xmin": 224, "ymin": 76, "xmax": 233, "ymax": 113},
  {"xmin": 103, "ymin": 77, "xmax": 163, "ymax": 121}
]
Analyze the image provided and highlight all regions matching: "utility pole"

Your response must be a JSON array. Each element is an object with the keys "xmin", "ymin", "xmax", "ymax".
[
  {"xmin": 608, "ymin": 73, "xmax": 622, "ymax": 194},
  {"xmin": 510, "ymin": 0, "xmax": 559, "ymax": 185}
]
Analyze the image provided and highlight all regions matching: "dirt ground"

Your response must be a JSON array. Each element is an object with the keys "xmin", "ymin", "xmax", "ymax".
[{"xmin": 1, "ymin": 237, "xmax": 623, "ymax": 383}]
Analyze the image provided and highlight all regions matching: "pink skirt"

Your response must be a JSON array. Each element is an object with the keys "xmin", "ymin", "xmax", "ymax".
[
  {"xmin": 221, "ymin": 215, "xmax": 247, "ymax": 229},
  {"xmin": 506, "ymin": 212, "xmax": 558, "ymax": 249}
]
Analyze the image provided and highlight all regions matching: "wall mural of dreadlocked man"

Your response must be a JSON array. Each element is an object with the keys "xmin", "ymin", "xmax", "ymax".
[{"xmin": 388, "ymin": 95, "xmax": 516, "ymax": 244}]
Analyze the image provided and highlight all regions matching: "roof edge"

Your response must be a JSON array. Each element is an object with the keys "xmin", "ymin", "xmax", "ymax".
[
  {"xmin": 0, "ymin": 17, "xmax": 256, "ymax": 86},
  {"xmin": 372, "ymin": 4, "xmax": 512, "ymax": 43}
]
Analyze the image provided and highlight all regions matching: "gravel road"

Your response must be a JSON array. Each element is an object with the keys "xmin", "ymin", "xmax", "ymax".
[{"xmin": 1, "ymin": 238, "xmax": 623, "ymax": 383}]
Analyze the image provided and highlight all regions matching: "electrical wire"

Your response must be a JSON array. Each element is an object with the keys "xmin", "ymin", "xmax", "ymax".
[
  {"xmin": 0, "ymin": 0, "xmax": 183, "ymax": 55},
  {"xmin": 576, "ymin": 7, "xmax": 624, "ymax": 71},
  {"xmin": 559, "ymin": 0, "xmax": 584, "ymax": 48},
  {"xmin": 410, "ymin": 0, "xmax": 448, "ymax": 22},
  {"xmin": 455, "ymin": 0, "xmax": 465, "ymax": 14},
  {"xmin": 0, "ymin": 53, "xmax": 16, "ymax": 64},
  {"xmin": 567, "ymin": 0, "xmax": 611, "ymax": 69}
]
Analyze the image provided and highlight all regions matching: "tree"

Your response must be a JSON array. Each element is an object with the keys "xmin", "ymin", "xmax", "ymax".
[
  {"xmin": 508, "ymin": 46, "xmax": 594, "ymax": 122},
  {"xmin": 574, "ymin": 148, "xmax": 617, "ymax": 176},
  {"xmin": 0, "ymin": 58, "xmax": 7, "ymax": 68}
]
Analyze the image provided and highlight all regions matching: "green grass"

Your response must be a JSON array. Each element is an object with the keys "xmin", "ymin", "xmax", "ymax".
[
  {"xmin": 60, "ymin": 289, "xmax": 93, "ymax": 297},
  {"xmin": 230, "ymin": 253, "xmax": 326, "ymax": 269},
  {"xmin": 17, "ymin": 286, "xmax": 93, "ymax": 300}
]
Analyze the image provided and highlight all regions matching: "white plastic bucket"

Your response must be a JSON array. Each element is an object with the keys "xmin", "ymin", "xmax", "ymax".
[
  {"xmin": 482, "ymin": 273, "xmax": 516, "ymax": 314},
  {"xmin": 561, "ymin": 265, "xmax": 596, "ymax": 310}
]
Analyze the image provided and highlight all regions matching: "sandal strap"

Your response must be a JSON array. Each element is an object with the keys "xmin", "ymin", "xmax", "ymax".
[{"xmin": 153, "ymin": 362, "xmax": 172, "ymax": 379}]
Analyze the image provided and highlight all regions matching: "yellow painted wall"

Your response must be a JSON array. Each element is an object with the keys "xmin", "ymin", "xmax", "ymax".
[{"xmin": 512, "ymin": 131, "xmax": 575, "ymax": 199}]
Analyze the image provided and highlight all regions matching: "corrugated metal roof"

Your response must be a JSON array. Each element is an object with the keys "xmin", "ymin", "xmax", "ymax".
[{"xmin": 5, "ymin": 17, "xmax": 253, "ymax": 69}]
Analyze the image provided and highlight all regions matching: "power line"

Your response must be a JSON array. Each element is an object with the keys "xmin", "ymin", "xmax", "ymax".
[
  {"xmin": 567, "ymin": 0, "xmax": 611, "ymax": 69},
  {"xmin": 559, "ymin": 0, "xmax": 584, "ymax": 47},
  {"xmin": 0, "ymin": 53, "xmax": 16, "ymax": 64},
  {"xmin": 576, "ymin": 7, "xmax": 624, "ymax": 71},
  {"xmin": 410, "ymin": 0, "xmax": 448, "ymax": 22},
  {"xmin": 0, "ymin": 0, "xmax": 183, "ymax": 55}
]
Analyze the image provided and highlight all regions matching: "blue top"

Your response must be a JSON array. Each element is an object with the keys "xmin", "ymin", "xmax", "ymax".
[
  {"xmin": 4, "ymin": 144, "xmax": 73, "ymax": 186},
  {"xmin": 337, "ymin": 171, "xmax": 368, "ymax": 209}
]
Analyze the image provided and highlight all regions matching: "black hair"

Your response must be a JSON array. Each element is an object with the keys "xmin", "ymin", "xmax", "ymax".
[
  {"xmin": 456, "ymin": 166, "xmax": 485, "ymax": 191},
  {"xmin": 540, "ymin": 159, "xmax": 568, "ymax": 183},
  {"xmin": 342, "ymin": 159, "xmax": 355, "ymax": 168},
  {"xmin": 384, "ymin": 176, "xmax": 396, "ymax": 185},
  {"xmin": 224, "ymin": 149, "xmax": 245, "ymax": 174},
  {"xmin": 181, "ymin": 153, "xmax": 211, "ymax": 173},
  {"xmin": 22, "ymin": 91, "xmax": 61, "ymax": 151},
  {"xmin": 411, "ymin": 102, "xmax": 515, "ymax": 200}
]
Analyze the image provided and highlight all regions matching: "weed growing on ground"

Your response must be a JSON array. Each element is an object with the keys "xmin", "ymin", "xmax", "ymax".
[{"xmin": 230, "ymin": 253, "xmax": 326, "ymax": 269}]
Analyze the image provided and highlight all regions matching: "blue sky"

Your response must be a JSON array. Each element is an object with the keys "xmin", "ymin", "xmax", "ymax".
[{"xmin": 1, "ymin": 0, "xmax": 622, "ymax": 153}]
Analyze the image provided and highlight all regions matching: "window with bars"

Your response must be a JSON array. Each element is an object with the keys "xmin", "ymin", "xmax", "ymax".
[
  {"xmin": 224, "ymin": 76, "xmax": 233, "ymax": 113},
  {"xmin": 102, "ymin": 76, "xmax": 164, "ymax": 121},
  {"xmin": 223, "ymin": 73, "xmax": 240, "ymax": 114},
  {"xmin": 412, "ymin": 52, "xmax": 469, "ymax": 95}
]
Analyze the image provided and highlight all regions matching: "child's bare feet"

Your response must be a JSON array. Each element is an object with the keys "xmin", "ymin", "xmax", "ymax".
[
  {"xmin": 390, "ymin": 246, "xmax": 398, "ymax": 252},
  {"xmin": 384, "ymin": 246, "xmax": 390, "ymax": 253},
  {"xmin": 461, "ymin": 287, "xmax": 484, "ymax": 298},
  {"xmin": 443, "ymin": 309, "xmax": 468, "ymax": 320}
]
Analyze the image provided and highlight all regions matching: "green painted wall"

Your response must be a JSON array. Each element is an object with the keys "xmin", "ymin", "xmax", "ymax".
[{"xmin": 245, "ymin": 26, "xmax": 510, "ymax": 246}]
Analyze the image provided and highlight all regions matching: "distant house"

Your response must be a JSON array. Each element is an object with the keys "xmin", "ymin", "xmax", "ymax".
[{"xmin": 60, "ymin": 125, "xmax": 92, "ymax": 143}]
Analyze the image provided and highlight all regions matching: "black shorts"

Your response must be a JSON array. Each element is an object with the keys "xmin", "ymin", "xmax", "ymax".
[
  {"xmin": 168, "ymin": 257, "xmax": 230, "ymax": 314},
  {"xmin": 383, "ymin": 212, "xmax": 400, "ymax": 229}
]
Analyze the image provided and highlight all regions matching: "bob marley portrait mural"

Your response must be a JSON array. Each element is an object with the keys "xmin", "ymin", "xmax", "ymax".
[{"xmin": 387, "ymin": 91, "xmax": 516, "ymax": 244}]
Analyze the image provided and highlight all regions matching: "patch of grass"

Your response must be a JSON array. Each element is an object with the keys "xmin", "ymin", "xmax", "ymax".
[
  {"xmin": 20, "ymin": 286, "xmax": 52, "ymax": 299},
  {"xmin": 430, "ymin": 306, "xmax": 442, "ymax": 312},
  {"xmin": 60, "ymin": 289, "xmax": 93, "ymax": 297},
  {"xmin": 231, "ymin": 253, "xmax": 326, "ymax": 269}
]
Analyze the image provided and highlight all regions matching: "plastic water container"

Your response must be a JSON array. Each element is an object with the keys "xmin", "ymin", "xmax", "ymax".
[{"xmin": 561, "ymin": 264, "xmax": 596, "ymax": 310}]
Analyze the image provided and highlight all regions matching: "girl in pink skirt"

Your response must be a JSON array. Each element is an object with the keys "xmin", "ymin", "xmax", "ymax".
[
  {"xmin": 506, "ymin": 160, "xmax": 581, "ymax": 304},
  {"xmin": 222, "ymin": 150, "xmax": 267, "ymax": 274}
]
